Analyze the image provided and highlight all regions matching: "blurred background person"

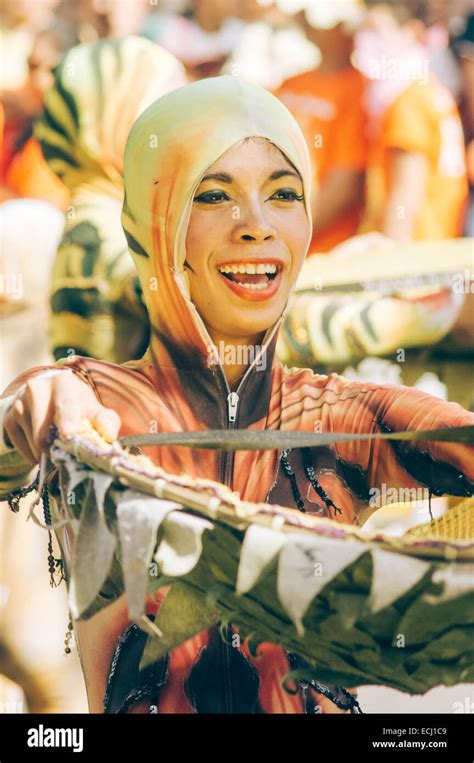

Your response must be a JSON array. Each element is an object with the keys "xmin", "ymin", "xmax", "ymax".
[
  {"xmin": 65, "ymin": 0, "xmax": 151, "ymax": 41},
  {"xmin": 0, "ymin": 0, "xmax": 61, "ymax": 91},
  {"xmin": 223, "ymin": 0, "xmax": 318, "ymax": 88},
  {"xmin": 0, "ymin": 0, "xmax": 77, "ymax": 204},
  {"xmin": 1, "ymin": 22, "xmax": 77, "ymax": 209},
  {"xmin": 143, "ymin": 0, "xmax": 245, "ymax": 80},
  {"xmin": 453, "ymin": 11, "xmax": 474, "ymax": 235},
  {"xmin": 276, "ymin": 0, "xmax": 368, "ymax": 254},
  {"xmin": 144, "ymin": 0, "xmax": 317, "ymax": 85},
  {"xmin": 34, "ymin": 36, "xmax": 187, "ymax": 363},
  {"xmin": 357, "ymin": 0, "xmax": 468, "ymax": 242}
]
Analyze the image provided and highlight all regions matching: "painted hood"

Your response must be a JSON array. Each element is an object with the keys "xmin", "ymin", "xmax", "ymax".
[{"xmin": 121, "ymin": 75, "xmax": 312, "ymax": 374}]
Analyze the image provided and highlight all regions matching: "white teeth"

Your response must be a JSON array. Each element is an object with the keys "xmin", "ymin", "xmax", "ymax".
[
  {"xmin": 218, "ymin": 263, "xmax": 279, "ymax": 274},
  {"xmin": 238, "ymin": 281, "xmax": 269, "ymax": 290}
]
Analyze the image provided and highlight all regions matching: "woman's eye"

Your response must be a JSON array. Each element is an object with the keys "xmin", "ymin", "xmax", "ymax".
[
  {"xmin": 270, "ymin": 188, "xmax": 304, "ymax": 202},
  {"xmin": 194, "ymin": 190, "xmax": 230, "ymax": 204}
]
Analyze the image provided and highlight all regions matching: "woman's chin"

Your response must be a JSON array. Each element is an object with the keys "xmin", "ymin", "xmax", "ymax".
[{"xmin": 214, "ymin": 316, "xmax": 280, "ymax": 340}]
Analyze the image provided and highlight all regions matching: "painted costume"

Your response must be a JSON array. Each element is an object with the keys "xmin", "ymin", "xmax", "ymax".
[
  {"xmin": 34, "ymin": 36, "xmax": 186, "ymax": 362},
  {"xmin": 1, "ymin": 77, "xmax": 474, "ymax": 714}
]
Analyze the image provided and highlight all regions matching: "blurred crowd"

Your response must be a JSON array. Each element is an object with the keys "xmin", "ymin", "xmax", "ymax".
[{"xmin": 1, "ymin": 0, "xmax": 473, "ymax": 247}]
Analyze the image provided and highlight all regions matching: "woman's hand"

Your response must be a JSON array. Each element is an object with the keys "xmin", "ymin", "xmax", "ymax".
[{"xmin": 2, "ymin": 370, "xmax": 121, "ymax": 465}]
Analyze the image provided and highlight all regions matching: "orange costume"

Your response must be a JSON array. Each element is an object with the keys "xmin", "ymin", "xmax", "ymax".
[
  {"xmin": 276, "ymin": 67, "xmax": 368, "ymax": 253},
  {"xmin": 1, "ymin": 77, "xmax": 473, "ymax": 714}
]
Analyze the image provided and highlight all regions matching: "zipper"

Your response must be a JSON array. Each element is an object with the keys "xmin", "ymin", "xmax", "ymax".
[
  {"xmin": 218, "ymin": 376, "xmax": 252, "ymax": 712},
  {"xmin": 220, "ymin": 391, "xmax": 239, "ymax": 486},
  {"xmin": 218, "ymin": 387, "xmax": 240, "ymax": 712},
  {"xmin": 215, "ymin": 334, "xmax": 273, "ymax": 712},
  {"xmin": 218, "ymin": 384, "xmax": 242, "ymax": 486},
  {"xmin": 227, "ymin": 391, "xmax": 239, "ymax": 423}
]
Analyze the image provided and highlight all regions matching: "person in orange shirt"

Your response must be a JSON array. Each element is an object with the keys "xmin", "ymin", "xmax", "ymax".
[
  {"xmin": 358, "ymin": 1, "xmax": 468, "ymax": 242},
  {"xmin": 276, "ymin": 2, "xmax": 368, "ymax": 254},
  {"xmin": 0, "ymin": 104, "xmax": 62, "ymax": 207},
  {"xmin": 453, "ymin": 11, "xmax": 474, "ymax": 236},
  {"xmin": 5, "ymin": 135, "xmax": 70, "ymax": 211},
  {"xmin": 1, "ymin": 23, "xmax": 75, "ymax": 210}
]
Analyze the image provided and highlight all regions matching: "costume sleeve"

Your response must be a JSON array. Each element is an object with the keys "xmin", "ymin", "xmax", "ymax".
[
  {"xmin": 315, "ymin": 372, "xmax": 474, "ymax": 498},
  {"xmin": 0, "ymin": 361, "xmax": 96, "ymax": 495}
]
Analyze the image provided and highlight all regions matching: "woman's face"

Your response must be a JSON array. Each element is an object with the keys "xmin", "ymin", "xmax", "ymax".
[{"xmin": 184, "ymin": 138, "xmax": 310, "ymax": 342}]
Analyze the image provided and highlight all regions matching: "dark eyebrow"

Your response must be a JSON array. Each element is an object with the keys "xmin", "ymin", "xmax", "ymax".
[
  {"xmin": 197, "ymin": 168, "xmax": 301, "ymax": 186},
  {"xmin": 199, "ymin": 172, "xmax": 233, "ymax": 183},
  {"xmin": 268, "ymin": 169, "xmax": 301, "ymax": 181}
]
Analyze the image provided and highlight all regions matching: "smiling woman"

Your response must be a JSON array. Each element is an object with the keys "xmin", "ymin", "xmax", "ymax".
[
  {"xmin": 184, "ymin": 136, "xmax": 310, "ymax": 385},
  {"xmin": 1, "ymin": 76, "xmax": 474, "ymax": 715}
]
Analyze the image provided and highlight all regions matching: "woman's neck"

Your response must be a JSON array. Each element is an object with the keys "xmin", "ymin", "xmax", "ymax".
[{"xmin": 207, "ymin": 330, "xmax": 266, "ymax": 388}]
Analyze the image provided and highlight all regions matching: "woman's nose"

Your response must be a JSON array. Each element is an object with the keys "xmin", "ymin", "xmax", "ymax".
[{"xmin": 231, "ymin": 203, "xmax": 276, "ymax": 244}]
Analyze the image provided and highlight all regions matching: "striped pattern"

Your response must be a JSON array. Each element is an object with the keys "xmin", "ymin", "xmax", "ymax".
[
  {"xmin": 35, "ymin": 37, "xmax": 187, "ymax": 189},
  {"xmin": 278, "ymin": 238, "xmax": 473, "ymax": 366},
  {"xmin": 279, "ymin": 287, "xmax": 464, "ymax": 366},
  {"xmin": 35, "ymin": 37, "xmax": 186, "ymax": 362}
]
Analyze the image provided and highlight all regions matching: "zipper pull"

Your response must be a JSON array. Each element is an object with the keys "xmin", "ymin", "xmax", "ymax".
[{"xmin": 227, "ymin": 391, "xmax": 239, "ymax": 423}]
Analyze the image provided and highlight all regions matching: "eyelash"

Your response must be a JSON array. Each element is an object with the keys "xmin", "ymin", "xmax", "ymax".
[
  {"xmin": 272, "ymin": 189, "xmax": 305, "ymax": 202},
  {"xmin": 193, "ymin": 189, "xmax": 304, "ymax": 204},
  {"xmin": 194, "ymin": 190, "xmax": 229, "ymax": 204}
]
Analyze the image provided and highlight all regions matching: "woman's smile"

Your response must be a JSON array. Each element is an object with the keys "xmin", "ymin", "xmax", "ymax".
[{"xmin": 216, "ymin": 258, "xmax": 284, "ymax": 301}]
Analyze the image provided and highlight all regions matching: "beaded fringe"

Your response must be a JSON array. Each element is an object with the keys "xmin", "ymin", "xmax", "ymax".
[{"xmin": 280, "ymin": 447, "xmax": 343, "ymax": 516}]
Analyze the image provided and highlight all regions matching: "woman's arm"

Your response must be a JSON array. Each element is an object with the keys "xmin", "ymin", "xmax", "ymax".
[
  {"xmin": 312, "ymin": 372, "xmax": 474, "ymax": 500},
  {"xmin": 0, "ymin": 365, "xmax": 121, "ymax": 494}
]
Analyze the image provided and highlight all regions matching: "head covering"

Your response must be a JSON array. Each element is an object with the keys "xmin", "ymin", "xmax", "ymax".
[
  {"xmin": 35, "ymin": 36, "xmax": 187, "ymax": 193},
  {"xmin": 121, "ymin": 75, "xmax": 312, "ymax": 371}
]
